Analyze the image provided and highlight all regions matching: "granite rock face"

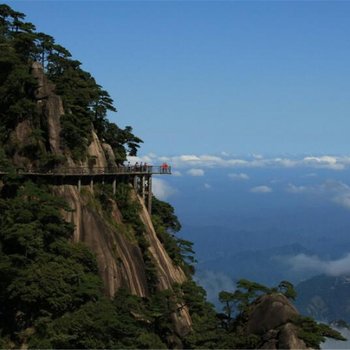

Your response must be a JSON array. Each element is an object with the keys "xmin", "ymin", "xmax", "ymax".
[
  {"xmin": 31, "ymin": 61, "xmax": 63, "ymax": 154},
  {"xmin": 54, "ymin": 184, "xmax": 191, "ymax": 335},
  {"xmin": 247, "ymin": 294, "xmax": 309, "ymax": 349}
]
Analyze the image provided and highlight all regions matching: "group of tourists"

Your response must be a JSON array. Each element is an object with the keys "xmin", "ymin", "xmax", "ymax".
[
  {"xmin": 160, "ymin": 162, "xmax": 170, "ymax": 173},
  {"xmin": 128, "ymin": 162, "xmax": 149, "ymax": 172},
  {"xmin": 126, "ymin": 162, "xmax": 170, "ymax": 173}
]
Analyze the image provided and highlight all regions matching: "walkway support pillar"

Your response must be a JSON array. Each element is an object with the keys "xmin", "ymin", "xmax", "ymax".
[
  {"xmin": 141, "ymin": 175, "xmax": 146, "ymax": 200},
  {"xmin": 147, "ymin": 175, "xmax": 152, "ymax": 214},
  {"xmin": 112, "ymin": 178, "xmax": 116, "ymax": 195}
]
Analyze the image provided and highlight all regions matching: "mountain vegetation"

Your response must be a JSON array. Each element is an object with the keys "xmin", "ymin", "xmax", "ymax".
[
  {"xmin": 0, "ymin": 4, "xmax": 142, "ymax": 164},
  {"xmin": 0, "ymin": 4, "xmax": 345, "ymax": 348}
]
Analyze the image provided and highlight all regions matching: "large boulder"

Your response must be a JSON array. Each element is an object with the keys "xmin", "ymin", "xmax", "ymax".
[
  {"xmin": 246, "ymin": 293, "xmax": 309, "ymax": 349},
  {"xmin": 247, "ymin": 294, "xmax": 299, "ymax": 334}
]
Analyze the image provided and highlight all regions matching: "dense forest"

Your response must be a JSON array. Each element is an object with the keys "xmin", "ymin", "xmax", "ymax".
[{"xmin": 0, "ymin": 4, "xmax": 345, "ymax": 349}]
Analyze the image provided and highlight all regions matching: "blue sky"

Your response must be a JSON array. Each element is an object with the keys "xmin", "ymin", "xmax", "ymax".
[{"xmin": 8, "ymin": 1, "xmax": 350, "ymax": 156}]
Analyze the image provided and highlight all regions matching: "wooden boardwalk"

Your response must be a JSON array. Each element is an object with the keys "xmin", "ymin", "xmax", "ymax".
[
  {"xmin": 0, "ymin": 164, "xmax": 171, "ymax": 213},
  {"xmin": 0, "ymin": 165, "xmax": 171, "ymax": 177}
]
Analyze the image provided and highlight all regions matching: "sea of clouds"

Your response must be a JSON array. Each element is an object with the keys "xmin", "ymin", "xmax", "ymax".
[{"xmin": 128, "ymin": 153, "xmax": 350, "ymax": 171}]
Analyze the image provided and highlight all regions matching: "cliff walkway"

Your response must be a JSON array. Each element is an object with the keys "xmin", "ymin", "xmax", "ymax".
[
  {"xmin": 0, "ymin": 165, "xmax": 171, "ymax": 213},
  {"xmin": 0, "ymin": 165, "xmax": 171, "ymax": 176}
]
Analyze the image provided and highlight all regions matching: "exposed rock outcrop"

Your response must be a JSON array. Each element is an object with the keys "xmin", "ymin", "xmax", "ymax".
[
  {"xmin": 87, "ymin": 131, "xmax": 109, "ymax": 168},
  {"xmin": 11, "ymin": 63, "xmax": 63, "ymax": 167},
  {"xmin": 102, "ymin": 142, "xmax": 117, "ymax": 166},
  {"xmin": 31, "ymin": 62, "xmax": 63, "ymax": 154},
  {"xmin": 246, "ymin": 294, "xmax": 309, "ymax": 349},
  {"xmin": 137, "ymin": 193, "xmax": 192, "ymax": 335},
  {"xmin": 10, "ymin": 119, "xmax": 32, "ymax": 166},
  {"xmin": 138, "ymin": 193, "xmax": 188, "ymax": 289},
  {"xmin": 52, "ymin": 183, "xmax": 191, "ymax": 335},
  {"xmin": 278, "ymin": 323, "xmax": 308, "ymax": 350},
  {"xmin": 54, "ymin": 185, "xmax": 149, "ymax": 298},
  {"xmin": 247, "ymin": 294, "xmax": 299, "ymax": 334}
]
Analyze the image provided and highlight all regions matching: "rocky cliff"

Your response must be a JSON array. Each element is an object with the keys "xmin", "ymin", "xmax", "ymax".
[{"xmin": 10, "ymin": 62, "xmax": 191, "ymax": 336}]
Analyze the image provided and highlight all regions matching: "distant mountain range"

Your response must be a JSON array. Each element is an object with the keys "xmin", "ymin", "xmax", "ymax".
[{"xmin": 296, "ymin": 275, "xmax": 350, "ymax": 323}]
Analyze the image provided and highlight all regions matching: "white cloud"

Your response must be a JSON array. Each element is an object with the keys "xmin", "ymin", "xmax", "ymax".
[
  {"xmin": 195, "ymin": 270, "xmax": 235, "ymax": 304},
  {"xmin": 287, "ymin": 253, "xmax": 350, "ymax": 277},
  {"xmin": 172, "ymin": 170, "xmax": 182, "ymax": 177},
  {"xmin": 303, "ymin": 156, "xmax": 345, "ymax": 170},
  {"xmin": 274, "ymin": 158, "xmax": 298, "ymax": 167},
  {"xmin": 152, "ymin": 178, "xmax": 177, "ymax": 200},
  {"xmin": 226, "ymin": 159, "xmax": 250, "ymax": 167},
  {"xmin": 204, "ymin": 183, "xmax": 211, "ymax": 189},
  {"xmin": 126, "ymin": 156, "xmax": 150, "ymax": 164},
  {"xmin": 250, "ymin": 185, "xmax": 272, "ymax": 193},
  {"xmin": 286, "ymin": 183, "xmax": 308, "ymax": 193},
  {"xmin": 252, "ymin": 153, "xmax": 263, "ymax": 159},
  {"xmin": 179, "ymin": 155, "xmax": 201, "ymax": 162},
  {"xmin": 286, "ymin": 180, "xmax": 350, "ymax": 211},
  {"xmin": 333, "ymin": 192, "xmax": 350, "ymax": 209},
  {"xmin": 187, "ymin": 168, "xmax": 205, "ymax": 176},
  {"xmin": 228, "ymin": 172, "xmax": 250, "ymax": 181}
]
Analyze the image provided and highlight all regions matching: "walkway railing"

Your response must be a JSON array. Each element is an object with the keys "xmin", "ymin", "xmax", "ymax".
[{"xmin": 0, "ymin": 165, "xmax": 171, "ymax": 176}]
